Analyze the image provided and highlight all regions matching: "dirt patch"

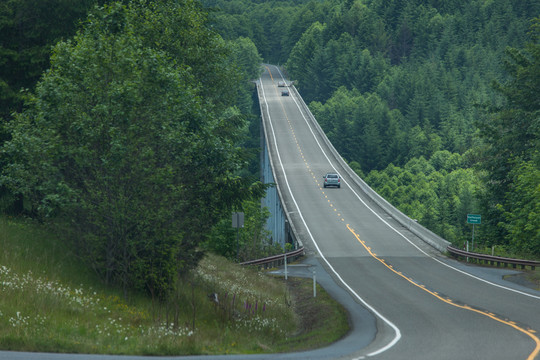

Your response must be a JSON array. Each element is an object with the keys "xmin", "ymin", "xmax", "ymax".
[
  {"xmin": 280, "ymin": 277, "xmax": 349, "ymax": 350},
  {"xmin": 503, "ymin": 272, "xmax": 540, "ymax": 291},
  {"xmin": 288, "ymin": 277, "xmax": 321, "ymax": 333}
]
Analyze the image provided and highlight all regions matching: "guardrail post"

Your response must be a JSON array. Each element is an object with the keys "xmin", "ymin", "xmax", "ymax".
[
  {"xmin": 313, "ymin": 269, "xmax": 316, "ymax": 298},
  {"xmin": 446, "ymin": 246, "xmax": 539, "ymax": 271},
  {"xmin": 284, "ymin": 253, "xmax": 288, "ymax": 280}
]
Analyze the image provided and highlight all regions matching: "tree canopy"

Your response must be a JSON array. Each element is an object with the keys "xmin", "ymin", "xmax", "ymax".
[
  {"xmin": 1, "ymin": 0, "xmax": 539, "ymax": 301},
  {"xmin": 205, "ymin": 0, "xmax": 539, "ymax": 256},
  {"xmin": 1, "ymin": 0, "xmax": 266, "ymax": 298},
  {"xmin": 478, "ymin": 18, "xmax": 540, "ymax": 255}
]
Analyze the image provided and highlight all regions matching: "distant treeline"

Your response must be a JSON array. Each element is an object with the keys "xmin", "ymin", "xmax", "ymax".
[{"xmin": 202, "ymin": 0, "xmax": 540, "ymax": 257}]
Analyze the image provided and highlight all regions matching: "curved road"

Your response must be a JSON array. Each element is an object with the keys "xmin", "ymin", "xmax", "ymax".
[
  {"xmin": 259, "ymin": 65, "xmax": 540, "ymax": 360},
  {"xmin": 2, "ymin": 66, "xmax": 539, "ymax": 360}
]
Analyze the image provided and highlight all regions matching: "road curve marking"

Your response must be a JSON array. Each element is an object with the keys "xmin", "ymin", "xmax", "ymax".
[
  {"xmin": 260, "ymin": 66, "xmax": 402, "ymax": 356},
  {"xmin": 270, "ymin": 66, "xmax": 540, "ymax": 302},
  {"xmin": 264, "ymin": 64, "xmax": 540, "ymax": 358},
  {"xmin": 347, "ymin": 224, "xmax": 540, "ymax": 360}
]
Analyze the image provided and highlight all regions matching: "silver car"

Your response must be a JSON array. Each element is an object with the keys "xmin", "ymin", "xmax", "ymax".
[{"xmin": 323, "ymin": 173, "xmax": 341, "ymax": 188}]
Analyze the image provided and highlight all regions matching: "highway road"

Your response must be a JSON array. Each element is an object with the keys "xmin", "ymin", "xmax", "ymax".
[
  {"xmin": 1, "ymin": 66, "xmax": 539, "ymax": 360},
  {"xmin": 259, "ymin": 65, "xmax": 540, "ymax": 360}
]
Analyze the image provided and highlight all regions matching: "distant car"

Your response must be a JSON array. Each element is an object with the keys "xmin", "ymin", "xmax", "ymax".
[
  {"xmin": 281, "ymin": 90, "xmax": 289, "ymax": 96},
  {"xmin": 278, "ymin": 81, "xmax": 286, "ymax": 87},
  {"xmin": 323, "ymin": 173, "xmax": 341, "ymax": 188}
]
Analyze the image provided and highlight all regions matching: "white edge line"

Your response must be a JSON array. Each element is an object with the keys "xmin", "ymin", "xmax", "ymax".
[
  {"xmin": 271, "ymin": 66, "xmax": 540, "ymax": 303},
  {"xmin": 260, "ymin": 69, "xmax": 402, "ymax": 357}
]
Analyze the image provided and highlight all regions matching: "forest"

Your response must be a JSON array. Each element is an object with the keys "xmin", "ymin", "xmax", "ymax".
[
  {"xmin": 202, "ymin": 0, "xmax": 540, "ymax": 257},
  {"xmin": 0, "ymin": 0, "xmax": 539, "ymax": 303}
]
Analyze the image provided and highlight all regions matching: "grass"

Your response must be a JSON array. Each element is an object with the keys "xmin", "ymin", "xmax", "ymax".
[
  {"xmin": 0, "ymin": 216, "xmax": 349, "ymax": 355},
  {"xmin": 470, "ymin": 244, "xmax": 540, "ymax": 261},
  {"xmin": 273, "ymin": 277, "xmax": 349, "ymax": 352},
  {"xmin": 451, "ymin": 243, "xmax": 540, "ymax": 291},
  {"xmin": 527, "ymin": 269, "xmax": 540, "ymax": 290},
  {"xmin": 504, "ymin": 268, "xmax": 540, "ymax": 291}
]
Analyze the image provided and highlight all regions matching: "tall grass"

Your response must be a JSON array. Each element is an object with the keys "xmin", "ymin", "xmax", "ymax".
[{"xmin": 0, "ymin": 216, "xmax": 348, "ymax": 354}]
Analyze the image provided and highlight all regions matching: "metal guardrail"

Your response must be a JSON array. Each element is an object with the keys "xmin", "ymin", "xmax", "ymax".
[
  {"xmin": 447, "ymin": 246, "xmax": 539, "ymax": 270},
  {"xmin": 240, "ymin": 247, "xmax": 305, "ymax": 269}
]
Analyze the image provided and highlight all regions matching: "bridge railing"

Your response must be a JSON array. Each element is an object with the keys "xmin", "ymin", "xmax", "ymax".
[
  {"xmin": 447, "ymin": 246, "xmax": 539, "ymax": 270},
  {"xmin": 257, "ymin": 81, "xmax": 303, "ymax": 250},
  {"xmin": 240, "ymin": 247, "xmax": 305, "ymax": 269}
]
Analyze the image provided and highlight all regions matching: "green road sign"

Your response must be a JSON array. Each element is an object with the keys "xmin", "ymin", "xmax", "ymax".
[{"xmin": 467, "ymin": 214, "xmax": 481, "ymax": 224}]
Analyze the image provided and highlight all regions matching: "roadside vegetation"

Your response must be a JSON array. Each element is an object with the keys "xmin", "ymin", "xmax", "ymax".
[
  {"xmin": 0, "ymin": 1, "xmax": 350, "ymax": 354},
  {"xmin": 0, "ymin": 216, "xmax": 348, "ymax": 354},
  {"xmin": 203, "ymin": 0, "xmax": 539, "ymax": 258},
  {"xmin": 0, "ymin": 0, "xmax": 537, "ymax": 354}
]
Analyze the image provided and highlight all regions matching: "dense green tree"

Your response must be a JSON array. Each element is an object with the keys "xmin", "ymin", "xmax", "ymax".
[
  {"xmin": 478, "ymin": 18, "xmax": 540, "ymax": 253},
  {"xmin": 1, "ymin": 0, "xmax": 265, "ymax": 298},
  {"xmin": 331, "ymin": 34, "xmax": 390, "ymax": 95},
  {"xmin": 282, "ymin": 1, "xmax": 327, "ymax": 61},
  {"xmin": 0, "ymin": 0, "xmax": 103, "ymax": 213},
  {"xmin": 0, "ymin": 0, "xmax": 100, "ymax": 120},
  {"xmin": 189, "ymin": 0, "xmax": 538, "ymax": 255},
  {"xmin": 366, "ymin": 155, "xmax": 480, "ymax": 245},
  {"xmin": 310, "ymin": 87, "xmax": 360, "ymax": 163},
  {"xmin": 226, "ymin": 37, "xmax": 263, "ymax": 114},
  {"xmin": 286, "ymin": 21, "xmax": 325, "ymax": 93},
  {"xmin": 203, "ymin": 199, "xmax": 281, "ymax": 262},
  {"xmin": 498, "ymin": 159, "xmax": 540, "ymax": 256},
  {"xmin": 311, "ymin": 87, "xmax": 408, "ymax": 172},
  {"xmin": 202, "ymin": 0, "xmax": 321, "ymax": 64},
  {"xmin": 304, "ymin": 46, "xmax": 333, "ymax": 101},
  {"xmin": 228, "ymin": 37, "xmax": 263, "ymax": 81}
]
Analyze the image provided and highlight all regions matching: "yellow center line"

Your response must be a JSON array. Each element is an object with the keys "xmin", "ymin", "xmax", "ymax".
[
  {"xmin": 346, "ymin": 223, "xmax": 540, "ymax": 360},
  {"xmin": 266, "ymin": 65, "xmax": 274, "ymax": 82},
  {"xmin": 267, "ymin": 66, "xmax": 346, "ymax": 226},
  {"xmin": 264, "ymin": 65, "xmax": 539, "ymax": 358}
]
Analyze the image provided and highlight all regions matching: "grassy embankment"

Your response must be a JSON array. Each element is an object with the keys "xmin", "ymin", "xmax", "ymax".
[
  {"xmin": 0, "ymin": 216, "xmax": 348, "ymax": 355},
  {"xmin": 454, "ymin": 245, "xmax": 540, "ymax": 290}
]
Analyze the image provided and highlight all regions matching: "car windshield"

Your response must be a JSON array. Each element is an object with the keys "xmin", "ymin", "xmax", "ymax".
[{"xmin": 327, "ymin": 174, "xmax": 338, "ymax": 178}]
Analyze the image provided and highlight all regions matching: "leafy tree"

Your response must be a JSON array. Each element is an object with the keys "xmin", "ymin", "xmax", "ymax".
[
  {"xmin": 497, "ymin": 159, "xmax": 540, "ymax": 256},
  {"xmin": 310, "ymin": 87, "xmax": 359, "ymax": 162},
  {"xmin": 127, "ymin": 0, "xmax": 241, "ymax": 112},
  {"xmin": 366, "ymin": 155, "xmax": 479, "ymax": 245},
  {"xmin": 0, "ymin": 0, "xmax": 101, "ymax": 213},
  {"xmin": 202, "ymin": 0, "xmax": 321, "ymax": 64},
  {"xmin": 1, "ymin": 0, "xmax": 265, "ymax": 299},
  {"xmin": 228, "ymin": 37, "xmax": 263, "ymax": 81},
  {"xmin": 391, "ymin": 18, "xmax": 414, "ymax": 64},
  {"xmin": 282, "ymin": 0, "xmax": 327, "ymax": 61},
  {"xmin": 226, "ymin": 37, "xmax": 263, "ymax": 114},
  {"xmin": 304, "ymin": 46, "xmax": 334, "ymax": 101},
  {"xmin": 203, "ymin": 198, "xmax": 285, "ymax": 262}
]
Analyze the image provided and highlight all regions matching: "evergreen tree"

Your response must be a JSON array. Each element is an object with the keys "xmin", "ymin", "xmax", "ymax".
[{"xmin": 478, "ymin": 18, "xmax": 540, "ymax": 253}]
